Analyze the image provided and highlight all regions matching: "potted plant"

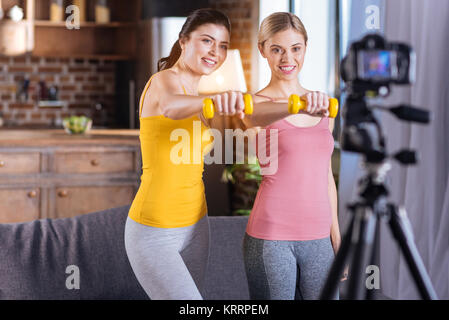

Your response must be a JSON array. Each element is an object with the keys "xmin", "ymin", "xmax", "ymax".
[{"xmin": 221, "ymin": 156, "xmax": 262, "ymax": 216}]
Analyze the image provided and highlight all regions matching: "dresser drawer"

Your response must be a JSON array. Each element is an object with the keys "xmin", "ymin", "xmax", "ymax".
[
  {"xmin": 54, "ymin": 151, "xmax": 135, "ymax": 174},
  {"xmin": 54, "ymin": 185, "xmax": 134, "ymax": 218},
  {"xmin": 0, "ymin": 187, "xmax": 41, "ymax": 223},
  {"xmin": 0, "ymin": 152, "xmax": 41, "ymax": 174}
]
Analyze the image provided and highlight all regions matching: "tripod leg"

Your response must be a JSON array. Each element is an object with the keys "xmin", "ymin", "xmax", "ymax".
[
  {"xmin": 347, "ymin": 206, "xmax": 377, "ymax": 300},
  {"xmin": 320, "ymin": 214, "xmax": 355, "ymax": 300},
  {"xmin": 388, "ymin": 205, "xmax": 438, "ymax": 300}
]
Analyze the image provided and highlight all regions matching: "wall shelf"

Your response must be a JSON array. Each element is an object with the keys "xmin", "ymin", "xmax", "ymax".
[
  {"xmin": 34, "ymin": 20, "xmax": 137, "ymax": 28},
  {"xmin": 0, "ymin": 0, "xmax": 141, "ymax": 60}
]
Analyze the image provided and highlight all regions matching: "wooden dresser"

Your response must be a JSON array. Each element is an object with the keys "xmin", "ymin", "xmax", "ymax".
[{"xmin": 0, "ymin": 129, "xmax": 141, "ymax": 224}]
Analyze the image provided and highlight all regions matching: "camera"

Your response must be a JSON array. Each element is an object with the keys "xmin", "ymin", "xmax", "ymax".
[
  {"xmin": 341, "ymin": 33, "xmax": 416, "ymax": 89},
  {"xmin": 340, "ymin": 34, "xmax": 427, "ymax": 163}
]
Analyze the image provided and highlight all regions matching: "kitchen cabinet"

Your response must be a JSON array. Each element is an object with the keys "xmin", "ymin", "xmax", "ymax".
[{"xmin": 0, "ymin": 129, "xmax": 141, "ymax": 223}]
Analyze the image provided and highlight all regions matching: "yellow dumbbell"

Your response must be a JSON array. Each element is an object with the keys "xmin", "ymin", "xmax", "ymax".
[
  {"xmin": 288, "ymin": 94, "xmax": 339, "ymax": 118},
  {"xmin": 203, "ymin": 94, "xmax": 254, "ymax": 119}
]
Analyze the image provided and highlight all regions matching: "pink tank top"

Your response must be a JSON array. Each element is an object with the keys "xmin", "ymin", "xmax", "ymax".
[{"xmin": 246, "ymin": 111, "xmax": 335, "ymax": 241}]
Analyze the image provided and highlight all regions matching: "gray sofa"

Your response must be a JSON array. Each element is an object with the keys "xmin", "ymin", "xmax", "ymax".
[{"xmin": 0, "ymin": 205, "xmax": 250, "ymax": 300}]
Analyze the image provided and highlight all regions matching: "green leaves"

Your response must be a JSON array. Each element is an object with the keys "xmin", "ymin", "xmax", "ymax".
[{"xmin": 221, "ymin": 159, "xmax": 262, "ymax": 216}]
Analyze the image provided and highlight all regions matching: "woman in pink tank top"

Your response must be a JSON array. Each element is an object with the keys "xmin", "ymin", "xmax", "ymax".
[{"xmin": 240, "ymin": 12, "xmax": 347, "ymax": 300}]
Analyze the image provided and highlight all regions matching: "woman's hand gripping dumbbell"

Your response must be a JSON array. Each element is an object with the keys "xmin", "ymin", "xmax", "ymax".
[
  {"xmin": 288, "ymin": 92, "xmax": 339, "ymax": 118},
  {"xmin": 203, "ymin": 92, "xmax": 254, "ymax": 119}
]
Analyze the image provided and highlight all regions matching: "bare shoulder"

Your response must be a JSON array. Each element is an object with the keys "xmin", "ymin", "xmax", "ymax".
[
  {"xmin": 150, "ymin": 69, "xmax": 183, "ymax": 94},
  {"xmin": 141, "ymin": 70, "xmax": 185, "ymax": 117},
  {"xmin": 140, "ymin": 71, "xmax": 174, "ymax": 117}
]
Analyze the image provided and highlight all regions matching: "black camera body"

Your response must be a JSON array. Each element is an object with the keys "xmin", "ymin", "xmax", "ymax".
[
  {"xmin": 340, "ymin": 34, "xmax": 426, "ymax": 164},
  {"xmin": 341, "ymin": 33, "xmax": 416, "ymax": 90}
]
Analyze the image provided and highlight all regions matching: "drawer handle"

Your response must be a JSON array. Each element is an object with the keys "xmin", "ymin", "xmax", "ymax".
[
  {"xmin": 58, "ymin": 190, "xmax": 68, "ymax": 198},
  {"xmin": 0, "ymin": 160, "xmax": 4, "ymax": 168},
  {"xmin": 28, "ymin": 190, "xmax": 37, "ymax": 198},
  {"xmin": 91, "ymin": 159, "xmax": 100, "ymax": 166}
]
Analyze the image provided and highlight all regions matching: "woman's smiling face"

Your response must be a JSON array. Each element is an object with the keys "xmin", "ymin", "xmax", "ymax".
[
  {"xmin": 260, "ymin": 28, "xmax": 307, "ymax": 80},
  {"xmin": 180, "ymin": 23, "xmax": 230, "ymax": 76}
]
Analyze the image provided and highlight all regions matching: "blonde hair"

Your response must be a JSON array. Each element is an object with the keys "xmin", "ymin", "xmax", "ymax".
[{"xmin": 258, "ymin": 12, "xmax": 308, "ymax": 48}]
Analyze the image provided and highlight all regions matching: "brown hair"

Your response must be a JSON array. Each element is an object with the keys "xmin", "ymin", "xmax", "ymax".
[
  {"xmin": 157, "ymin": 8, "xmax": 231, "ymax": 72},
  {"xmin": 258, "ymin": 12, "xmax": 308, "ymax": 49}
]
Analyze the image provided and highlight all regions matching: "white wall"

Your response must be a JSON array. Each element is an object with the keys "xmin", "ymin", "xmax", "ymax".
[{"xmin": 294, "ymin": 0, "xmax": 337, "ymax": 95}]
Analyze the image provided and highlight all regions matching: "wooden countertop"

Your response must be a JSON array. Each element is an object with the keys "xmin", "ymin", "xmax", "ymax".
[{"xmin": 0, "ymin": 129, "xmax": 140, "ymax": 146}]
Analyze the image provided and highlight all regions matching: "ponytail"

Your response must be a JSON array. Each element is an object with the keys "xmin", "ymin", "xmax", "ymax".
[{"xmin": 158, "ymin": 40, "xmax": 182, "ymax": 72}]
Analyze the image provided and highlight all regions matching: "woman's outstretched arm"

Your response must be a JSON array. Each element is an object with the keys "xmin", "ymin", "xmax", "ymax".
[
  {"xmin": 238, "ymin": 93, "xmax": 329, "ymax": 129},
  {"xmin": 142, "ymin": 71, "xmax": 245, "ymax": 122}
]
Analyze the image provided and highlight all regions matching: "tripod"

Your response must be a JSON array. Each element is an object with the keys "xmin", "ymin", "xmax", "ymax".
[{"xmin": 320, "ymin": 161, "xmax": 438, "ymax": 300}]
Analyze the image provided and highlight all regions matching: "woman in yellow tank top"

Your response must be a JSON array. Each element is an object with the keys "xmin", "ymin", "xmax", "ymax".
[{"xmin": 124, "ymin": 9, "xmax": 248, "ymax": 300}]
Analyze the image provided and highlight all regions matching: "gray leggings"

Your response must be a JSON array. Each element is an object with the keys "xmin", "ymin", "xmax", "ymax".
[
  {"xmin": 243, "ymin": 233, "xmax": 339, "ymax": 300},
  {"xmin": 124, "ymin": 215, "xmax": 210, "ymax": 300}
]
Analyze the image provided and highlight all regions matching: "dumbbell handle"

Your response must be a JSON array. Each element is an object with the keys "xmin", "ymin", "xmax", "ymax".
[
  {"xmin": 203, "ymin": 94, "xmax": 253, "ymax": 119},
  {"xmin": 288, "ymin": 94, "xmax": 339, "ymax": 118}
]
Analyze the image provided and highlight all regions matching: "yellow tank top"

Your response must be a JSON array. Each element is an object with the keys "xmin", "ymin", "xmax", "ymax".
[{"xmin": 128, "ymin": 74, "xmax": 214, "ymax": 228}]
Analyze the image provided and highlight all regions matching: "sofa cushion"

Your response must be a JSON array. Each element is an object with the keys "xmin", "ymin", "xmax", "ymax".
[
  {"xmin": 0, "ymin": 206, "xmax": 147, "ymax": 299},
  {"xmin": 205, "ymin": 216, "xmax": 249, "ymax": 300},
  {"xmin": 0, "ymin": 206, "xmax": 249, "ymax": 300}
]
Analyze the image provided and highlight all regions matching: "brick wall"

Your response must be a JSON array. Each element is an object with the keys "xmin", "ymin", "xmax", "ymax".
[
  {"xmin": 0, "ymin": 55, "xmax": 116, "ymax": 128},
  {"xmin": 210, "ymin": 0, "xmax": 257, "ymax": 92},
  {"xmin": 0, "ymin": 0, "xmax": 257, "ymax": 128}
]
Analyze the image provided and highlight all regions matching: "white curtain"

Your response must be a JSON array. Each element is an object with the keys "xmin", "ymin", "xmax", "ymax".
[{"xmin": 378, "ymin": 0, "xmax": 449, "ymax": 299}]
